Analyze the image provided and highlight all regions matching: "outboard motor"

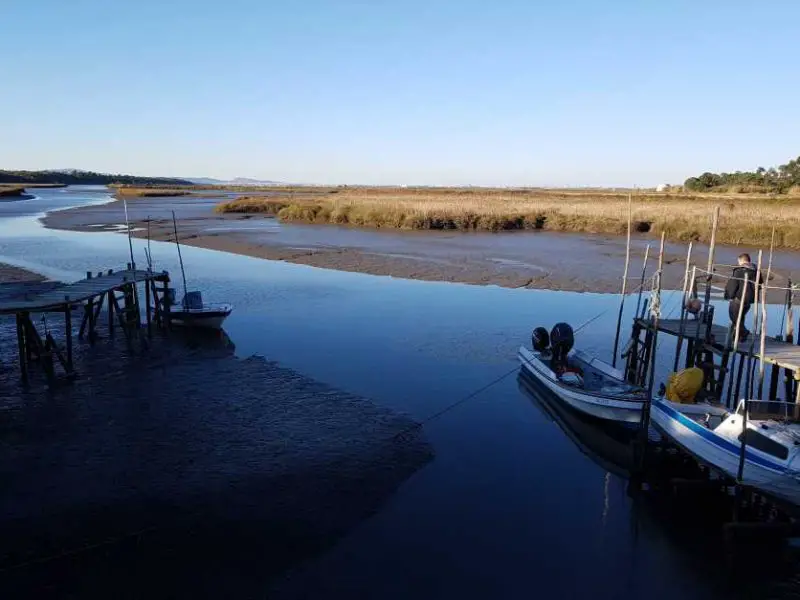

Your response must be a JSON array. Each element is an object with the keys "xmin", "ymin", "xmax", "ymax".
[
  {"xmin": 531, "ymin": 327, "xmax": 550, "ymax": 352},
  {"xmin": 550, "ymin": 322, "xmax": 574, "ymax": 372}
]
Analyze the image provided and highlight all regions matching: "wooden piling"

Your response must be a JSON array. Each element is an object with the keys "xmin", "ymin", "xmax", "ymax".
[
  {"xmin": 145, "ymin": 278, "xmax": 152, "ymax": 335},
  {"xmin": 612, "ymin": 193, "xmax": 633, "ymax": 368},
  {"xmin": 634, "ymin": 244, "xmax": 651, "ymax": 320},
  {"xmin": 674, "ymin": 252, "xmax": 695, "ymax": 372},
  {"xmin": 108, "ymin": 290, "xmax": 115, "ymax": 336},
  {"xmin": 64, "ymin": 297, "xmax": 73, "ymax": 371},
  {"xmin": 726, "ymin": 273, "xmax": 749, "ymax": 407},
  {"xmin": 706, "ymin": 205, "xmax": 720, "ymax": 273},
  {"xmin": 16, "ymin": 313, "xmax": 28, "ymax": 384}
]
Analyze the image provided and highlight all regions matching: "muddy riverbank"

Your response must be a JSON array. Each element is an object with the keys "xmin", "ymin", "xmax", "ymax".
[
  {"xmin": 0, "ymin": 326, "xmax": 431, "ymax": 597},
  {"xmin": 43, "ymin": 195, "xmax": 800, "ymax": 294},
  {"xmin": 0, "ymin": 262, "xmax": 45, "ymax": 283}
]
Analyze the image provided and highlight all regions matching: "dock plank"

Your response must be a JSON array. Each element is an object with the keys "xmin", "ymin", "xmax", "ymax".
[{"xmin": 0, "ymin": 269, "xmax": 166, "ymax": 314}]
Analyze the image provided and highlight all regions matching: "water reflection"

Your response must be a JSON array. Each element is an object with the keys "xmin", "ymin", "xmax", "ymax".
[{"xmin": 2, "ymin": 187, "xmax": 800, "ymax": 599}]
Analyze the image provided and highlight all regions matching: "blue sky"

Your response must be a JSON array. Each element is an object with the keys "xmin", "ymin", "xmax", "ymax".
[{"xmin": 2, "ymin": 1, "xmax": 799, "ymax": 186}]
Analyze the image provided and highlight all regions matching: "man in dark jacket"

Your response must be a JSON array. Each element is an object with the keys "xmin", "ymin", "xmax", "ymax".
[{"xmin": 724, "ymin": 253, "xmax": 761, "ymax": 341}]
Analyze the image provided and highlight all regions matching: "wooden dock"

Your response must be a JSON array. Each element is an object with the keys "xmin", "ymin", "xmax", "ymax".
[
  {"xmin": 641, "ymin": 318, "xmax": 800, "ymax": 373},
  {"xmin": 0, "ymin": 266, "xmax": 172, "ymax": 385}
]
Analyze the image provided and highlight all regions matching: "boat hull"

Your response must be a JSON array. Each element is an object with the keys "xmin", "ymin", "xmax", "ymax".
[
  {"xmin": 169, "ymin": 304, "xmax": 232, "ymax": 330},
  {"xmin": 650, "ymin": 399, "xmax": 800, "ymax": 505},
  {"xmin": 518, "ymin": 346, "xmax": 646, "ymax": 424}
]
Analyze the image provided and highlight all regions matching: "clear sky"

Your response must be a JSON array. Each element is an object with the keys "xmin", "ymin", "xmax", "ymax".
[{"xmin": 2, "ymin": 1, "xmax": 799, "ymax": 186}]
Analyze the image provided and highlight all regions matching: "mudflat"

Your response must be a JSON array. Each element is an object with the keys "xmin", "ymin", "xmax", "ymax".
[{"xmin": 42, "ymin": 194, "xmax": 799, "ymax": 294}]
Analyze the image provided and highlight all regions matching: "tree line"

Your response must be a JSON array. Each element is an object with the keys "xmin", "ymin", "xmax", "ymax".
[
  {"xmin": 684, "ymin": 155, "xmax": 800, "ymax": 193},
  {"xmin": 0, "ymin": 169, "xmax": 193, "ymax": 187}
]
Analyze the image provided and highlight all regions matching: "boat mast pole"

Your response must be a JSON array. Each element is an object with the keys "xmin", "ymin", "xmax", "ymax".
[
  {"xmin": 172, "ymin": 210, "xmax": 189, "ymax": 300},
  {"xmin": 612, "ymin": 193, "xmax": 633, "ymax": 368}
]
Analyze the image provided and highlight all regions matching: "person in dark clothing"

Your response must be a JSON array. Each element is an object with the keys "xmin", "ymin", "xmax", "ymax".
[{"xmin": 724, "ymin": 253, "xmax": 761, "ymax": 342}]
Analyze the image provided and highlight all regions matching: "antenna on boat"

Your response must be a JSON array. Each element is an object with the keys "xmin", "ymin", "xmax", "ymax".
[{"xmin": 171, "ymin": 210, "xmax": 188, "ymax": 300}]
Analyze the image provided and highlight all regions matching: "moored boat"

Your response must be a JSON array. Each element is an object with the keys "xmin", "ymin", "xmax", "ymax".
[
  {"xmin": 518, "ymin": 323, "xmax": 648, "ymax": 424},
  {"xmin": 650, "ymin": 397, "xmax": 800, "ymax": 505},
  {"xmin": 168, "ymin": 290, "xmax": 232, "ymax": 330}
]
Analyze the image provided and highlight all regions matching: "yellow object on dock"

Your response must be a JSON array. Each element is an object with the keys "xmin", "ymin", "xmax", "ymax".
[{"xmin": 665, "ymin": 367, "xmax": 704, "ymax": 404}]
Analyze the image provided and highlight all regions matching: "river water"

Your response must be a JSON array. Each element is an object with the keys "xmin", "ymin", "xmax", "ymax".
[{"xmin": 1, "ymin": 187, "xmax": 798, "ymax": 599}]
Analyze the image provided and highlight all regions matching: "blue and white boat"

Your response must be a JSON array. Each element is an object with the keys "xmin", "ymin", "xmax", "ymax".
[{"xmin": 650, "ymin": 397, "xmax": 800, "ymax": 505}]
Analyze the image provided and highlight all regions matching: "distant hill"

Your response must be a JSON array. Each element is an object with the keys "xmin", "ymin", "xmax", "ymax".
[
  {"xmin": 0, "ymin": 169, "xmax": 194, "ymax": 187},
  {"xmin": 185, "ymin": 176, "xmax": 281, "ymax": 186}
]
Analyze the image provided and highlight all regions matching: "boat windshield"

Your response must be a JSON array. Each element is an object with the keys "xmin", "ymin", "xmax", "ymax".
[{"xmin": 736, "ymin": 400, "xmax": 800, "ymax": 423}]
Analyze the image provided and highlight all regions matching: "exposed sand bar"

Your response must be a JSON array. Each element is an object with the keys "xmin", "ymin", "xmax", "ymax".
[{"xmin": 42, "ymin": 196, "xmax": 800, "ymax": 294}]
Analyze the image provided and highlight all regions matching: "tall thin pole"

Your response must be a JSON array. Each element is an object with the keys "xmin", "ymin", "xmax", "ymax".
[
  {"xmin": 758, "ymin": 228, "xmax": 776, "ymax": 396},
  {"xmin": 172, "ymin": 210, "xmax": 188, "ymax": 300},
  {"xmin": 727, "ymin": 273, "xmax": 749, "ymax": 408},
  {"xmin": 748, "ymin": 250, "xmax": 763, "ymax": 399},
  {"xmin": 737, "ymin": 274, "xmax": 752, "ymax": 484},
  {"xmin": 123, "ymin": 196, "xmax": 136, "ymax": 271},
  {"xmin": 635, "ymin": 245, "xmax": 651, "ymax": 319},
  {"xmin": 646, "ymin": 232, "xmax": 667, "ymax": 398},
  {"xmin": 612, "ymin": 194, "xmax": 633, "ymax": 367},
  {"xmin": 706, "ymin": 205, "xmax": 721, "ymax": 273},
  {"xmin": 639, "ymin": 232, "xmax": 666, "ymax": 456},
  {"xmin": 702, "ymin": 206, "xmax": 721, "ymax": 326},
  {"xmin": 673, "ymin": 242, "xmax": 694, "ymax": 371},
  {"xmin": 146, "ymin": 214, "xmax": 153, "ymax": 271}
]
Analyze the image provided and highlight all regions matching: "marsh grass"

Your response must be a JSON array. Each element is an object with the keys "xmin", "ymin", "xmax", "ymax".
[
  {"xmin": 115, "ymin": 188, "xmax": 192, "ymax": 197},
  {"xmin": 214, "ymin": 187, "xmax": 800, "ymax": 248},
  {"xmin": 0, "ymin": 186, "xmax": 27, "ymax": 197}
]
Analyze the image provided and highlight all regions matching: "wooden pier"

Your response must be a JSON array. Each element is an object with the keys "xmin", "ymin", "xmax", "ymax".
[{"xmin": 0, "ymin": 266, "xmax": 172, "ymax": 385}]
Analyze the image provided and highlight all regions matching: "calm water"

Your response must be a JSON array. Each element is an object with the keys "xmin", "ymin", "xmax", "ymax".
[{"xmin": 1, "ymin": 187, "xmax": 798, "ymax": 599}]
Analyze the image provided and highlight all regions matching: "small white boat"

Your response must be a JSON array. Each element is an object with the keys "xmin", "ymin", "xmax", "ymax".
[
  {"xmin": 650, "ymin": 397, "xmax": 800, "ymax": 505},
  {"xmin": 518, "ymin": 345, "xmax": 648, "ymax": 424},
  {"xmin": 168, "ymin": 291, "xmax": 232, "ymax": 330},
  {"xmin": 162, "ymin": 211, "xmax": 233, "ymax": 330}
]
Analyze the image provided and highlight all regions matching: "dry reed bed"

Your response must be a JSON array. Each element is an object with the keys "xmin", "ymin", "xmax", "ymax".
[
  {"xmin": 215, "ymin": 189, "xmax": 800, "ymax": 248},
  {"xmin": 115, "ymin": 187, "xmax": 192, "ymax": 197}
]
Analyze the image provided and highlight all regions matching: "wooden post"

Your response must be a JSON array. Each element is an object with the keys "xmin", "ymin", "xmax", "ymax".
[
  {"xmin": 634, "ymin": 245, "xmax": 651, "ymax": 320},
  {"xmin": 707, "ymin": 205, "xmax": 720, "ymax": 273},
  {"xmin": 748, "ymin": 251, "xmax": 763, "ymax": 399},
  {"xmin": 88, "ymin": 295, "xmax": 96, "ymax": 344},
  {"xmin": 612, "ymin": 194, "xmax": 633, "ymax": 367},
  {"xmin": 64, "ymin": 297, "xmax": 73, "ymax": 372},
  {"xmin": 145, "ymin": 277, "xmax": 152, "ymax": 336},
  {"xmin": 16, "ymin": 313, "xmax": 28, "ymax": 384},
  {"xmin": 108, "ymin": 290, "xmax": 115, "ymax": 336},
  {"xmin": 637, "ymin": 232, "xmax": 665, "ymax": 470},
  {"xmin": 726, "ymin": 273, "xmax": 749, "ymax": 408},
  {"xmin": 674, "ymin": 253, "xmax": 695, "ymax": 372},
  {"xmin": 758, "ymin": 228, "xmax": 776, "ymax": 398},
  {"xmin": 787, "ymin": 282, "xmax": 795, "ymax": 401}
]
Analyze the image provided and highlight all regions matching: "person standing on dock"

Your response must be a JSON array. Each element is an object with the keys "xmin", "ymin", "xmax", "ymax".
[{"xmin": 724, "ymin": 253, "xmax": 761, "ymax": 341}]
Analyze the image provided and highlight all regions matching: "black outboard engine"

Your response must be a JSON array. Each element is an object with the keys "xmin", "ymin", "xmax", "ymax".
[
  {"xmin": 550, "ymin": 322, "xmax": 574, "ymax": 372},
  {"xmin": 531, "ymin": 327, "xmax": 550, "ymax": 352}
]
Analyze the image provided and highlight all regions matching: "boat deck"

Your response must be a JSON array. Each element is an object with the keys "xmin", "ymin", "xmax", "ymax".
[{"xmin": 638, "ymin": 317, "xmax": 800, "ymax": 373}]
